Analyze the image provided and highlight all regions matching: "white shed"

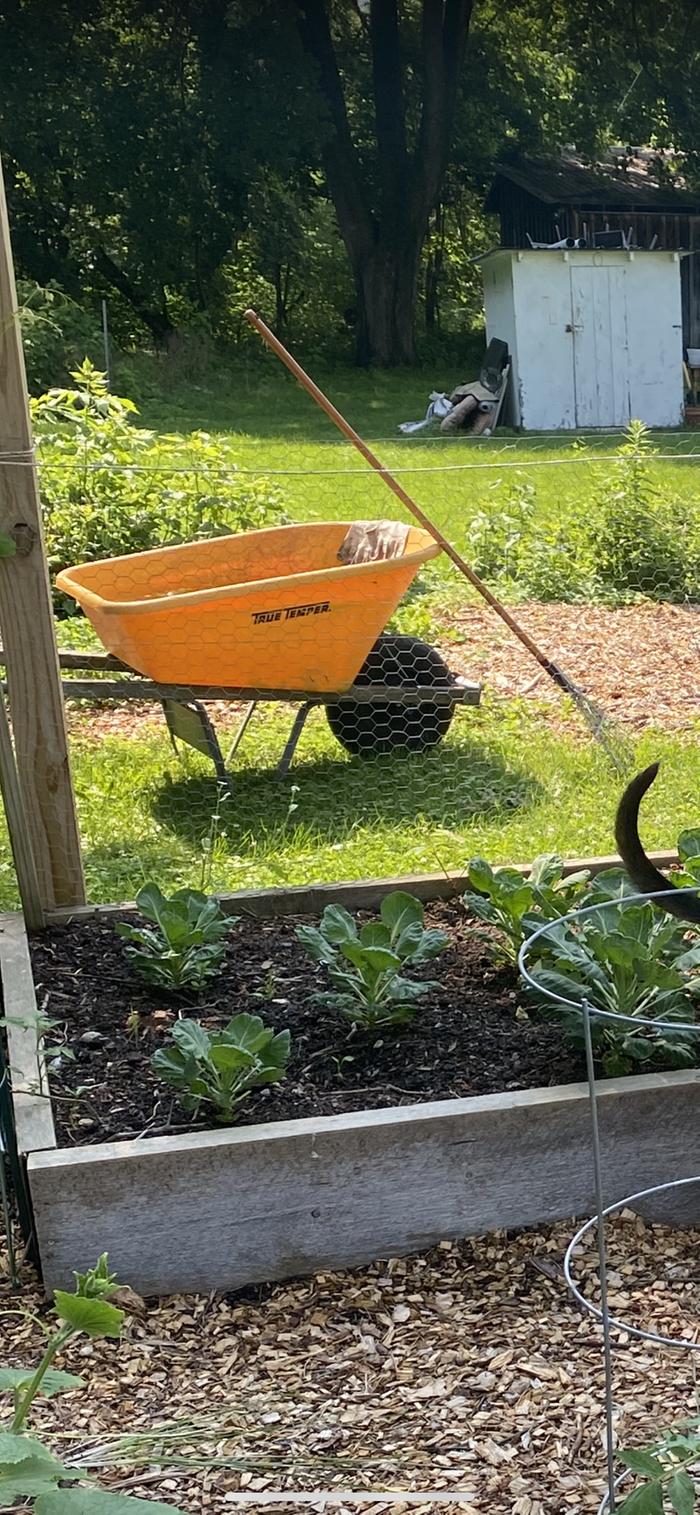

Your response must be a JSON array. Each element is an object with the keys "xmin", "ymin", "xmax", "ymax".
[{"xmin": 481, "ymin": 248, "xmax": 685, "ymax": 430}]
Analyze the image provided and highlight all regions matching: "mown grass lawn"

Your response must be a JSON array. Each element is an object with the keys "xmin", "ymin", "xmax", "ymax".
[
  {"xmin": 2, "ymin": 360, "xmax": 696, "ymax": 908},
  {"xmin": 138, "ymin": 357, "xmax": 700, "ymax": 547}
]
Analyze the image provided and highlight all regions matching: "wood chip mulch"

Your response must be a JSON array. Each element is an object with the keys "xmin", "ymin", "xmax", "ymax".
[
  {"xmin": 64, "ymin": 601, "xmax": 700, "ymax": 743},
  {"xmin": 4, "ymin": 1211, "xmax": 700, "ymax": 1514},
  {"xmin": 445, "ymin": 599, "xmax": 700, "ymax": 731}
]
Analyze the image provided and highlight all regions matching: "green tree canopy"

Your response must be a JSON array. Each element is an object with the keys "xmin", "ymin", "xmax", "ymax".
[{"xmin": 1, "ymin": 0, "xmax": 698, "ymax": 365}]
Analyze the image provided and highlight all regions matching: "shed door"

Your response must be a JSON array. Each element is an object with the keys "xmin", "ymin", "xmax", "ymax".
[{"xmin": 570, "ymin": 265, "xmax": 630, "ymax": 427}]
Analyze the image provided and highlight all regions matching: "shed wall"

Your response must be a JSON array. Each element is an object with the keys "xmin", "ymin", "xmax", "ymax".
[
  {"xmin": 482, "ymin": 255, "xmax": 520, "ymax": 424},
  {"xmin": 483, "ymin": 250, "xmax": 685, "ymax": 430}
]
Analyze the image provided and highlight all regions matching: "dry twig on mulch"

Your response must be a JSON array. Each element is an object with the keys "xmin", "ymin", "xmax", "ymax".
[{"xmin": 2, "ymin": 1212, "xmax": 700, "ymax": 1513}]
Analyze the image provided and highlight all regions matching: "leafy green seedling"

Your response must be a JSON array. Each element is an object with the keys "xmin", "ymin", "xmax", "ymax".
[
  {"xmin": 527, "ymin": 896, "xmax": 700, "ymax": 1076},
  {"xmin": 151, "ymin": 1012, "xmax": 290, "ymax": 1122},
  {"xmin": 675, "ymin": 828, "xmax": 700, "ymax": 892},
  {"xmin": 463, "ymin": 853, "xmax": 591, "ymax": 963},
  {"xmin": 116, "ymin": 883, "xmax": 231, "ymax": 990},
  {"xmin": 0, "ymin": 1253, "xmax": 183, "ymax": 1512},
  {"xmin": 295, "ymin": 890, "xmax": 448, "ymax": 1030}
]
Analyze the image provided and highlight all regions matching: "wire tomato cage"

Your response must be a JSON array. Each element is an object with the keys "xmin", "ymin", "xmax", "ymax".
[{"xmin": 518, "ymin": 886, "xmax": 700, "ymax": 1514}]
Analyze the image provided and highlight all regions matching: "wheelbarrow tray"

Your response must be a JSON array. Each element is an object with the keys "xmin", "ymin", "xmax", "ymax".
[{"xmin": 55, "ymin": 522, "xmax": 440, "ymax": 693}]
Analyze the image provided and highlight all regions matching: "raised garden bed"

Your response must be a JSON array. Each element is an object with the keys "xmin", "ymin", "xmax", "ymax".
[
  {"xmin": 33, "ymin": 903, "xmax": 582, "ymax": 1144},
  {"xmin": 6, "ymin": 853, "xmax": 700, "ymax": 1299}
]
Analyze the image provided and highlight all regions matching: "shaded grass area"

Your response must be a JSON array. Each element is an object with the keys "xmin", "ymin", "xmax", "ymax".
[{"xmin": 5, "ymin": 698, "xmax": 692, "ymax": 909}]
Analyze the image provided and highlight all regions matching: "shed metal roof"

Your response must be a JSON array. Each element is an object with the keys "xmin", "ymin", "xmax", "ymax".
[{"xmin": 485, "ymin": 153, "xmax": 700, "ymax": 212}]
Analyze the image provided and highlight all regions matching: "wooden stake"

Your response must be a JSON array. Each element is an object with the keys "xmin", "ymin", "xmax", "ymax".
[
  {"xmin": 0, "ymin": 154, "xmax": 85, "ymax": 908},
  {"xmin": 0, "ymin": 690, "xmax": 43, "ymax": 930}
]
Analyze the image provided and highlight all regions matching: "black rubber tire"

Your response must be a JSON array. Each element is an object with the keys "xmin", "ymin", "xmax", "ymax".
[{"xmin": 326, "ymin": 634, "xmax": 456, "ymax": 757}]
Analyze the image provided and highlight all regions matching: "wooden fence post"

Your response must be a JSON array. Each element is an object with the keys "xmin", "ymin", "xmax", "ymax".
[
  {"xmin": 0, "ymin": 153, "xmax": 85, "ymax": 908},
  {"xmin": 0, "ymin": 688, "xmax": 44, "ymax": 931}
]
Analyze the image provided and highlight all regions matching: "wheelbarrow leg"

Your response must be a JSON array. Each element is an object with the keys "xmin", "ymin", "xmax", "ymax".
[
  {"xmin": 224, "ymin": 700, "xmax": 258, "ymax": 766},
  {"xmin": 277, "ymin": 702, "xmax": 313, "ymax": 779},
  {"xmin": 162, "ymin": 699, "xmax": 236, "ymax": 798}
]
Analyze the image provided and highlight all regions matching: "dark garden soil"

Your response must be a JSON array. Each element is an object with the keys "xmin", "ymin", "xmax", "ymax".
[{"xmin": 31, "ymin": 902, "xmax": 592, "ymax": 1148}]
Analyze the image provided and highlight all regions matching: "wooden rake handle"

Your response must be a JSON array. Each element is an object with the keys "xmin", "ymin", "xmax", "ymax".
[{"xmin": 243, "ymin": 308, "xmax": 566, "ymax": 685}]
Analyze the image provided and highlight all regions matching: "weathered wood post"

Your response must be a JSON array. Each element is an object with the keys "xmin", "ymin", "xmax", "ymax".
[{"xmin": 0, "ymin": 153, "xmax": 85, "ymax": 909}]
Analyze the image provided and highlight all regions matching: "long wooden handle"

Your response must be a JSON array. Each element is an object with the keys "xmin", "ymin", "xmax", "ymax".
[{"xmin": 244, "ymin": 309, "xmax": 568, "ymax": 685}]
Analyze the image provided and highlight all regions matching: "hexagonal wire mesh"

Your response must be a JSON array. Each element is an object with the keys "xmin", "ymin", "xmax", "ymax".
[
  {"xmin": 5, "ymin": 414, "xmax": 700, "ymax": 1507},
  {"xmin": 520, "ymin": 887, "xmax": 700, "ymax": 1513},
  {"xmin": 29, "ymin": 425, "xmax": 698, "ymax": 909}
]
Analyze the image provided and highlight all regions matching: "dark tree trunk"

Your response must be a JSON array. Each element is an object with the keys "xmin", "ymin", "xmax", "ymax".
[
  {"xmin": 273, "ymin": 263, "xmax": 295, "ymax": 331},
  {"xmin": 93, "ymin": 249, "xmax": 174, "ymax": 348},
  {"xmin": 354, "ymin": 241, "xmax": 422, "ymax": 366},
  {"xmin": 425, "ymin": 203, "xmax": 445, "ymax": 333},
  {"xmin": 294, "ymin": 0, "xmax": 472, "ymax": 366}
]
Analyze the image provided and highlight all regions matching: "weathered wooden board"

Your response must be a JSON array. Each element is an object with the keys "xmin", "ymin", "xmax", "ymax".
[
  {"xmin": 43, "ymin": 851, "xmax": 680, "ymax": 926},
  {"xmin": 0, "ymin": 914, "xmax": 55, "ymax": 1154},
  {"xmin": 27, "ymin": 1070, "xmax": 700, "ymax": 1296}
]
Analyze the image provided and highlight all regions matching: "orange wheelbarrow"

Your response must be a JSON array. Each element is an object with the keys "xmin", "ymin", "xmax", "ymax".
[{"xmin": 56, "ymin": 522, "xmax": 481, "ymax": 781}]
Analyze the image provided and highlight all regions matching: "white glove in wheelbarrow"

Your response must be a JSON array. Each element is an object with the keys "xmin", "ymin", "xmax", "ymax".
[{"xmin": 337, "ymin": 520, "xmax": 410, "ymax": 565}]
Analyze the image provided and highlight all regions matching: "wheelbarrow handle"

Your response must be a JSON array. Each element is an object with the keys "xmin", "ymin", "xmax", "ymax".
[{"xmin": 243, "ymin": 309, "xmax": 556, "ymax": 676}]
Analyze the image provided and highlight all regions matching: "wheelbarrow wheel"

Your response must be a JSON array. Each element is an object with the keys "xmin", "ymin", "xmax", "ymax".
[{"xmin": 326, "ymin": 634, "xmax": 455, "ymax": 757}]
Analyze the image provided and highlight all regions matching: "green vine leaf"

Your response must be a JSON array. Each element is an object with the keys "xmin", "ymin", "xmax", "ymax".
[
  {"xmin": 0, "ymin": 1366, "xmax": 84, "ymax": 1398},
  {"xmin": 620, "ymin": 1452, "xmax": 667, "ymax": 1479},
  {"xmin": 619, "ymin": 1480, "xmax": 664, "ymax": 1513},
  {"xmin": 0, "ymin": 1432, "xmax": 78, "ymax": 1501},
  {"xmin": 52, "ymin": 1293, "xmax": 124, "ymax": 1338},
  {"xmin": 669, "ymin": 1470, "xmax": 696, "ymax": 1515},
  {"xmin": 36, "ymin": 1486, "xmax": 186, "ymax": 1512}
]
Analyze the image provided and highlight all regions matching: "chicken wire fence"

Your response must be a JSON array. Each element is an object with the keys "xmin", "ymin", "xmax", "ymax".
[
  {"xmin": 6, "ymin": 434, "xmax": 700, "ymax": 907},
  {"xmin": 519, "ymin": 893, "xmax": 700, "ymax": 1515}
]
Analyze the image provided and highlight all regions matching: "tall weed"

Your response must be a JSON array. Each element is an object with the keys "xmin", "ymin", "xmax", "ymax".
[
  {"xmin": 590, "ymin": 420, "xmax": 696, "ymax": 602},
  {"xmin": 33, "ymin": 361, "xmax": 286, "ymax": 611}
]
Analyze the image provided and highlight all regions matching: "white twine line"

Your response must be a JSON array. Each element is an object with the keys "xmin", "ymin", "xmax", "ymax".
[
  {"xmin": 0, "ymin": 447, "xmax": 36, "ymax": 462},
  {"xmin": 167, "ymin": 426, "xmax": 700, "ymax": 447},
  {"xmin": 0, "ymin": 451, "xmax": 699, "ymax": 476}
]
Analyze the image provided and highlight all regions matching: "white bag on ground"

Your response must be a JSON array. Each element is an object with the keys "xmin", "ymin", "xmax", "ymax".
[{"xmin": 398, "ymin": 392, "xmax": 452, "ymax": 434}]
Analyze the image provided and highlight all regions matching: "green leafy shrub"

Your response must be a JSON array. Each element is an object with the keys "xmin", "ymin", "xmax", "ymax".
[
  {"xmin": 296, "ymin": 890, "xmax": 448, "ymax": 1029},
  {"xmin": 468, "ymin": 476, "xmax": 536, "ymax": 582},
  {"xmin": 33, "ymin": 361, "xmax": 287, "ymax": 613},
  {"xmin": 527, "ymin": 893, "xmax": 700, "ymax": 1075},
  {"xmin": 463, "ymin": 854, "xmax": 592, "ymax": 964},
  {"xmin": 151, "ymin": 1012, "xmax": 290, "ymax": 1122},
  {"xmin": 468, "ymin": 476, "xmax": 595, "ymax": 603},
  {"xmin": 387, "ymin": 564, "xmax": 444, "ymax": 640},
  {"xmin": 465, "ymin": 427, "xmax": 700, "ymax": 607},
  {"xmin": 116, "ymin": 884, "xmax": 230, "ymax": 990},
  {"xmin": 591, "ymin": 420, "xmax": 697, "ymax": 602},
  {"xmin": 0, "ymin": 1253, "xmax": 183, "ymax": 1512}
]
